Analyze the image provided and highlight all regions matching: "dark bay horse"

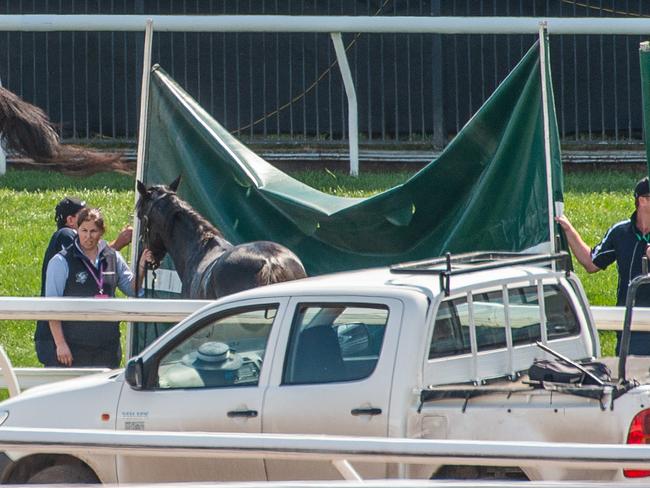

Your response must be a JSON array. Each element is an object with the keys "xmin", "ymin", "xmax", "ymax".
[{"xmin": 136, "ymin": 176, "xmax": 307, "ymax": 299}]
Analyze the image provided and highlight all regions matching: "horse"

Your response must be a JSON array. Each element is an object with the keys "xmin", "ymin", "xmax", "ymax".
[
  {"xmin": 0, "ymin": 84, "xmax": 127, "ymax": 175},
  {"xmin": 136, "ymin": 176, "xmax": 308, "ymax": 299}
]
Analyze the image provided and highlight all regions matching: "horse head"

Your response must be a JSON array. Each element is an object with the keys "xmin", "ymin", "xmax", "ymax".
[{"xmin": 136, "ymin": 175, "xmax": 181, "ymax": 267}]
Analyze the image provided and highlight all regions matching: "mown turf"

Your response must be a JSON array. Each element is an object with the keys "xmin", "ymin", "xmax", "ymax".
[{"xmin": 0, "ymin": 167, "xmax": 642, "ymax": 365}]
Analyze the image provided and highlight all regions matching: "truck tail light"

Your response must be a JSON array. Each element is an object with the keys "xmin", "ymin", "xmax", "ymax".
[{"xmin": 625, "ymin": 408, "xmax": 650, "ymax": 478}]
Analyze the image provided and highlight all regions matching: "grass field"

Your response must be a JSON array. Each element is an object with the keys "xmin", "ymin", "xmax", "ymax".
[{"xmin": 0, "ymin": 167, "xmax": 642, "ymax": 365}]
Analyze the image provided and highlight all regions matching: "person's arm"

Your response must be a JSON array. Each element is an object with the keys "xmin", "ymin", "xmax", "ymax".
[
  {"xmin": 44, "ymin": 255, "xmax": 73, "ymax": 366},
  {"xmin": 48, "ymin": 320, "xmax": 73, "ymax": 366},
  {"xmin": 115, "ymin": 249, "xmax": 153, "ymax": 297},
  {"xmin": 109, "ymin": 225, "xmax": 133, "ymax": 252},
  {"xmin": 555, "ymin": 214, "xmax": 601, "ymax": 273}
]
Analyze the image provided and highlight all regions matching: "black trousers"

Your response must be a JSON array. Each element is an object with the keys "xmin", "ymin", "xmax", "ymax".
[{"xmin": 35, "ymin": 339, "xmax": 121, "ymax": 369}]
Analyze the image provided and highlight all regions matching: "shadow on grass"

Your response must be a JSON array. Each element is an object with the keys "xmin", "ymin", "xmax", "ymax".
[{"xmin": 0, "ymin": 168, "xmax": 134, "ymax": 191}]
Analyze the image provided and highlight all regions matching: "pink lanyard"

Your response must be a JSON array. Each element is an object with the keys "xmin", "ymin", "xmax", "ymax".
[{"xmin": 82, "ymin": 259, "xmax": 104, "ymax": 295}]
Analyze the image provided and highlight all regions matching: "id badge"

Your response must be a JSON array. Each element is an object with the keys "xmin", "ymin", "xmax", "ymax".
[{"xmin": 95, "ymin": 294, "xmax": 110, "ymax": 299}]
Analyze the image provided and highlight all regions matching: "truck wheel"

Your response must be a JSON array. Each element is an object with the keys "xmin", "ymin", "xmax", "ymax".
[{"xmin": 26, "ymin": 464, "xmax": 99, "ymax": 484}]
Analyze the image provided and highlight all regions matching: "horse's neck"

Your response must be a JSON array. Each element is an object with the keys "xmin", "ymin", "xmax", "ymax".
[{"xmin": 162, "ymin": 211, "xmax": 230, "ymax": 282}]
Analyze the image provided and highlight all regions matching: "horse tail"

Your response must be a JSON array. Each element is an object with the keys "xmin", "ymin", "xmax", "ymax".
[
  {"xmin": 0, "ymin": 85, "xmax": 129, "ymax": 175},
  {"xmin": 257, "ymin": 244, "xmax": 307, "ymax": 285}
]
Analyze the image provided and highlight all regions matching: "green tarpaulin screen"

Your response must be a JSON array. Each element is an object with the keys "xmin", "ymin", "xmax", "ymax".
[{"xmin": 132, "ymin": 38, "xmax": 563, "ymax": 354}]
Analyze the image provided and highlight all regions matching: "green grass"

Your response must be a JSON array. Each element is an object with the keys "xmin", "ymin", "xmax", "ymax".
[{"xmin": 0, "ymin": 167, "xmax": 642, "ymax": 365}]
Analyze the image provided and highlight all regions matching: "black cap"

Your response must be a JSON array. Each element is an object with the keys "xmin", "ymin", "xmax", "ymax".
[
  {"xmin": 54, "ymin": 197, "xmax": 87, "ymax": 227},
  {"xmin": 635, "ymin": 177, "xmax": 650, "ymax": 198}
]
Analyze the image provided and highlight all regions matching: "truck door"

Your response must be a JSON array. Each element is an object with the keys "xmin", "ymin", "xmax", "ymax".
[
  {"xmin": 116, "ymin": 299, "xmax": 286, "ymax": 483},
  {"xmin": 263, "ymin": 297, "xmax": 403, "ymax": 480}
]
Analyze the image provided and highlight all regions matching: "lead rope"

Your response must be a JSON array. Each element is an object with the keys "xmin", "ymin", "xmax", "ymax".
[{"xmin": 143, "ymin": 261, "xmax": 157, "ymax": 298}]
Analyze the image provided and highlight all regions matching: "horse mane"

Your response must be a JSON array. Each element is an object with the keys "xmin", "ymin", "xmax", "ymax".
[
  {"xmin": 165, "ymin": 191, "xmax": 227, "ymax": 244},
  {"xmin": 0, "ymin": 85, "xmax": 130, "ymax": 175}
]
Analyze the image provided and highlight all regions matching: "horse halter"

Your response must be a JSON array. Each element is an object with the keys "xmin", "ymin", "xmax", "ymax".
[{"xmin": 139, "ymin": 189, "xmax": 173, "ymax": 266}]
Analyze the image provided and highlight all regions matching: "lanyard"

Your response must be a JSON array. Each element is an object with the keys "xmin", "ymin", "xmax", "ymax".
[{"xmin": 82, "ymin": 259, "xmax": 104, "ymax": 295}]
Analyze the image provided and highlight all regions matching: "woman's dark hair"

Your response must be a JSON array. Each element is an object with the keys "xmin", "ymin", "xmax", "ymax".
[{"xmin": 76, "ymin": 208, "xmax": 106, "ymax": 234}]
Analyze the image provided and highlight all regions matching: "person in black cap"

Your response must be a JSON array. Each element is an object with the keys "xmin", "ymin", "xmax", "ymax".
[
  {"xmin": 34, "ymin": 196, "xmax": 133, "ymax": 366},
  {"xmin": 556, "ymin": 176, "xmax": 650, "ymax": 355}
]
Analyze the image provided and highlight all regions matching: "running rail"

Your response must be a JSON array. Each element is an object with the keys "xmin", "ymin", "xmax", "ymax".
[
  {"xmin": 0, "ymin": 14, "xmax": 638, "ymax": 176},
  {"xmin": 0, "ymin": 16, "xmax": 649, "ymax": 34},
  {"xmin": 1, "ymin": 428, "xmax": 650, "ymax": 476},
  {"xmin": 0, "ymin": 297, "xmax": 641, "ymax": 329}
]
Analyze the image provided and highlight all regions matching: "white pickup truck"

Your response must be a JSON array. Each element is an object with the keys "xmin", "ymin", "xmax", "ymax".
[{"xmin": 0, "ymin": 251, "xmax": 649, "ymax": 483}]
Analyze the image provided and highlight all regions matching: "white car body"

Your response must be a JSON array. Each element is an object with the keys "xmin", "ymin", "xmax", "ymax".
[{"xmin": 1, "ymin": 257, "xmax": 649, "ymax": 483}]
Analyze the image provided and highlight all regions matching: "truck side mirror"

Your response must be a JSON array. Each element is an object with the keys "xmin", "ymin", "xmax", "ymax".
[{"xmin": 125, "ymin": 357, "xmax": 145, "ymax": 390}]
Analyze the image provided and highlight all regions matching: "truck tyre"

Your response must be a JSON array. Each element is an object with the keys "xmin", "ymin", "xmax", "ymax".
[{"xmin": 26, "ymin": 464, "xmax": 99, "ymax": 484}]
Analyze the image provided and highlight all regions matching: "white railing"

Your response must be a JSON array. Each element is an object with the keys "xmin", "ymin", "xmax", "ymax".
[
  {"xmin": 0, "ymin": 296, "xmax": 210, "ymax": 322},
  {"xmin": 0, "ymin": 14, "xmax": 646, "ymax": 176},
  {"xmin": 3, "ymin": 427, "xmax": 650, "ymax": 477},
  {"xmin": 0, "ymin": 297, "xmax": 644, "ymax": 391},
  {"xmin": 1, "ymin": 15, "xmax": 650, "ymax": 34},
  {"xmin": 0, "ymin": 296, "xmax": 641, "ymax": 328}
]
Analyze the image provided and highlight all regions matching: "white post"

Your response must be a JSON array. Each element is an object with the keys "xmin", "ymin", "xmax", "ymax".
[
  {"xmin": 0, "ymin": 138, "xmax": 5, "ymax": 176},
  {"xmin": 332, "ymin": 459, "xmax": 362, "ymax": 481},
  {"xmin": 538, "ymin": 23, "xmax": 556, "ymax": 262},
  {"xmin": 330, "ymin": 33, "xmax": 359, "ymax": 177},
  {"xmin": 0, "ymin": 346, "xmax": 19, "ymax": 397},
  {"xmin": 128, "ymin": 18, "xmax": 154, "ymax": 358},
  {"xmin": 0, "ymin": 77, "xmax": 5, "ymax": 176}
]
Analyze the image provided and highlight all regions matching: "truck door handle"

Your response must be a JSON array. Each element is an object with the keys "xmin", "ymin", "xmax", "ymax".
[
  {"xmin": 227, "ymin": 409, "xmax": 258, "ymax": 418},
  {"xmin": 351, "ymin": 407, "xmax": 382, "ymax": 416}
]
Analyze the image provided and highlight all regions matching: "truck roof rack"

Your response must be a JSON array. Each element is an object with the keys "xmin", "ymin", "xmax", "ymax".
[{"xmin": 390, "ymin": 251, "xmax": 570, "ymax": 296}]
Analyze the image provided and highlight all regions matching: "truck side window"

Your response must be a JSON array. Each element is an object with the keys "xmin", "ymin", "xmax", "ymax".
[
  {"xmin": 507, "ymin": 286, "xmax": 543, "ymax": 345},
  {"xmin": 430, "ymin": 284, "xmax": 580, "ymax": 359},
  {"xmin": 155, "ymin": 306, "xmax": 277, "ymax": 389},
  {"xmin": 283, "ymin": 304, "xmax": 389, "ymax": 385},
  {"xmin": 542, "ymin": 285, "xmax": 580, "ymax": 339}
]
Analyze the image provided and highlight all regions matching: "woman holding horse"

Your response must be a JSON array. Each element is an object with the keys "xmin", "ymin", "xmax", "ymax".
[{"xmin": 45, "ymin": 208, "xmax": 153, "ymax": 368}]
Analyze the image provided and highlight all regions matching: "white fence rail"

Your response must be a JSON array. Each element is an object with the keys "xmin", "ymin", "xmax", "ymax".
[
  {"xmin": 2, "ymin": 15, "xmax": 650, "ymax": 34},
  {"xmin": 2, "ymin": 427, "xmax": 650, "ymax": 474},
  {"xmin": 0, "ymin": 297, "xmax": 210, "ymax": 322},
  {"xmin": 0, "ymin": 297, "xmax": 644, "ymax": 390},
  {"xmin": 0, "ymin": 296, "xmax": 643, "ymax": 328}
]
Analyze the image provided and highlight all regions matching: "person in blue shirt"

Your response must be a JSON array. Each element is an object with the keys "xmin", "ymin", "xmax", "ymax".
[
  {"xmin": 556, "ymin": 176, "xmax": 650, "ymax": 355},
  {"xmin": 45, "ymin": 208, "xmax": 152, "ymax": 368},
  {"xmin": 36, "ymin": 199, "xmax": 134, "ymax": 367}
]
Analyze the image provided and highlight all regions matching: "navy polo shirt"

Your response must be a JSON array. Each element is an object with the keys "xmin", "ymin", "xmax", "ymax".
[{"xmin": 591, "ymin": 211, "xmax": 650, "ymax": 307}]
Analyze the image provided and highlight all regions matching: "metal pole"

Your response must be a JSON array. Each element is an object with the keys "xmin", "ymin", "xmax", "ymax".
[
  {"xmin": 331, "ymin": 32, "xmax": 359, "ymax": 176},
  {"xmin": 129, "ymin": 18, "xmax": 154, "ymax": 358},
  {"xmin": 538, "ymin": 24, "xmax": 556, "ymax": 262},
  {"xmin": 0, "ymin": 76, "xmax": 5, "ymax": 176},
  {"xmin": 332, "ymin": 459, "xmax": 362, "ymax": 481},
  {"xmin": 640, "ymin": 41, "xmax": 650, "ymax": 177}
]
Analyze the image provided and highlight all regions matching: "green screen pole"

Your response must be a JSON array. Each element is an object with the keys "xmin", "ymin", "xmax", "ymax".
[{"xmin": 640, "ymin": 42, "xmax": 650, "ymax": 177}]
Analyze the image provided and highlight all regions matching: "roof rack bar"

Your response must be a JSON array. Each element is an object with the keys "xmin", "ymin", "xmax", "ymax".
[
  {"xmin": 390, "ymin": 251, "xmax": 570, "ymax": 296},
  {"xmin": 391, "ymin": 251, "xmax": 533, "ymax": 273}
]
